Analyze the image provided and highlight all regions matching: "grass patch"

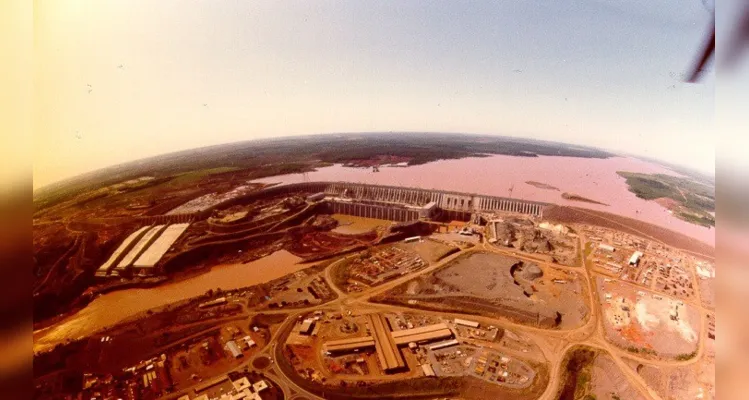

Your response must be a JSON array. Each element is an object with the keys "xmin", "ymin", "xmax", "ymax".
[
  {"xmin": 675, "ymin": 350, "xmax": 698, "ymax": 361},
  {"xmin": 617, "ymin": 171, "xmax": 715, "ymax": 227},
  {"xmin": 166, "ymin": 167, "xmax": 240, "ymax": 187}
]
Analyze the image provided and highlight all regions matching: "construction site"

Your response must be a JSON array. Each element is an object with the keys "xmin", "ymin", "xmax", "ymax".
[
  {"xmin": 587, "ymin": 232, "xmax": 699, "ymax": 302},
  {"xmin": 596, "ymin": 277, "xmax": 701, "ymax": 360},
  {"xmin": 33, "ymin": 170, "xmax": 714, "ymax": 400},
  {"xmin": 331, "ymin": 245, "xmax": 429, "ymax": 293},
  {"xmin": 374, "ymin": 251, "xmax": 589, "ymax": 329},
  {"xmin": 485, "ymin": 217, "xmax": 580, "ymax": 266}
]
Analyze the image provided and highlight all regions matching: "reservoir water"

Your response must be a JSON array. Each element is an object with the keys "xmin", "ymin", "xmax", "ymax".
[{"xmin": 252, "ymin": 155, "xmax": 714, "ymax": 246}]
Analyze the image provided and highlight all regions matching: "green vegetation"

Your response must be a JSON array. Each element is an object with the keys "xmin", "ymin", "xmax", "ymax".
[
  {"xmin": 617, "ymin": 171, "xmax": 715, "ymax": 227},
  {"xmin": 625, "ymin": 346, "xmax": 657, "ymax": 357},
  {"xmin": 675, "ymin": 350, "xmax": 698, "ymax": 361},
  {"xmin": 35, "ymin": 133, "xmax": 613, "ymax": 211},
  {"xmin": 166, "ymin": 166, "xmax": 240, "ymax": 186},
  {"xmin": 558, "ymin": 346, "xmax": 598, "ymax": 400}
]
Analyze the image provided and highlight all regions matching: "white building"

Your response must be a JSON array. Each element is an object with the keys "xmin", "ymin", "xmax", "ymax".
[
  {"xmin": 628, "ymin": 251, "xmax": 643, "ymax": 266},
  {"xmin": 598, "ymin": 243, "xmax": 615, "ymax": 252},
  {"xmin": 454, "ymin": 318, "xmax": 479, "ymax": 328}
]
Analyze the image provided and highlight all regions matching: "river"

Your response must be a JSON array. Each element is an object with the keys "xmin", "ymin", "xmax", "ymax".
[
  {"xmin": 33, "ymin": 250, "xmax": 306, "ymax": 353},
  {"xmin": 252, "ymin": 155, "xmax": 714, "ymax": 246}
]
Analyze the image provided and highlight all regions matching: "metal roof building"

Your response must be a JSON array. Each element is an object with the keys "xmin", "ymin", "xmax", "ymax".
[
  {"xmin": 598, "ymin": 243, "xmax": 615, "ymax": 252},
  {"xmin": 323, "ymin": 336, "xmax": 376, "ymax": 353},
  {"xmin": 454, "ymin": 318, "xmax": 480, "ymax": 328},
  {"xmin": 628, "ymin": 251, "xmax": 643, "ymax": 265},
  {"xmin": 392, "ymin": 330, "xmax": 452, "ymax": 346},
  {"xmin": 299, "ymin": 319, "xmax": 315, "ymax": 335},
  {"xmin": 321, "ymin": 316, "xmax": 455, "ymax": 373},
  {"xmin": 428, "ymin": 339, "xmax": 459, "ymax": 351},
  {"xmin": 225, "ymin": 340, "xmax": 243, "ymax": 358},
  {"xmin": 369, "ymin": 314, "xmax": 406, "ymax": 372}
]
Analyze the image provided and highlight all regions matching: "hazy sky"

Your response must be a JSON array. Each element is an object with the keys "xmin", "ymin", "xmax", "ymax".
[{"xmin": 34, "ymin": 0, "xmax": 715, "ymax": 189}]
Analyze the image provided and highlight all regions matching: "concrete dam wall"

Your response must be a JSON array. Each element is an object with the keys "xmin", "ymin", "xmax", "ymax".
[{"xmin": 253, "ymin": 182, "xmax": 548, "ymax": 222}]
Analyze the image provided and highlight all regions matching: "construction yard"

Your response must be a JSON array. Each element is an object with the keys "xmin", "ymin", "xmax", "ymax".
[
  {"xmin": 588, "ymin": 235, "xmax": 698, "ymax": 302},
  {"xmin": 596, "ymin": 276, "xmax": 701, "ymax": 359},
  {"xmin": 331, "ymin": 245, "xmax": 434, "ymax": 293},
  {"xmin": 486, "ymin": 217, "xmax": 579, "ymax": 266},
  {"xmin": 376, "ymin": 251, "xmax": 588, "ymax": 329}
]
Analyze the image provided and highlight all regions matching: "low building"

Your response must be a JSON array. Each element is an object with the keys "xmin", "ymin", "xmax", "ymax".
[
  {"xmin": 428, "ymin": 339, "xmax": 459, "ymax": 351},
  {"xmin": 404, "ymin": 236, "xmax": 421, "ymax": 243},
  {"xmin": 454, "ymin": 318, "xmax": 480, "ymax": 328},
  {"xmin": 421, "ymin": 363, "xmax": 436, "ymax": 377},
  {"xmin": 252, "ymin": 380, "xmax": 268, "ymax": 392},
  {"xmin": 598, "ymin": 243, "xmax": 615, "ymax": 252},
  {"xmin": 323, "ymin": 336, "xmax": 377, "ymax": 354},
  {"xmin": 299, "ymin": 319, "xmax": 315, "ymax": 335},
  {"xmin": 225, "ymin": 341, "xmax": 243, "ymax": 358},
  {"xmin": 198, "ymin": 297, "xmax": 227, "ymax": 308},
  {"xmin": 628, "ymin": 251, "xmax": 643, "ymax": 266},
  {"xmin": 232, "ymin": 377, "xmax": 251, "ymax": 392}
]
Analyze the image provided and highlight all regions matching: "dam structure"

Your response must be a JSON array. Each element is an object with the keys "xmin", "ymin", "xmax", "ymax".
[{"xmin": 245, "ymin": 181, "xmax": 549, "ymax": 222}]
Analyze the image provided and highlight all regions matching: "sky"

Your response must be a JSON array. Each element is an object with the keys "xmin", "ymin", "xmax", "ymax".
[{"xmin": 33, "ymin": 0, "xmax": 716, "ymax": 189}]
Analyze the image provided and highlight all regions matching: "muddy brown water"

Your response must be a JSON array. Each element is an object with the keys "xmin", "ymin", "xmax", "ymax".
[
  {"xmin": 33, "ymin": 250, "xmax": 307, "ymax": 353},
  {"xmin": 252, "ymin": 155, "xmax": 713, "ymax": 246}
]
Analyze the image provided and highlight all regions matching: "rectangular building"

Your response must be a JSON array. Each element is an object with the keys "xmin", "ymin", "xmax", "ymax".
[
  {"xmin": 454, "ymin": 318, "xmax": 479, "ymax": 328},
  {"xmin": 299, "ymin": 319, "xmax": 315, "ymax": 335},
  {"xmin": 628, "ymin": 251, "xmax": 643, "ymax": 266},
  {"xmin": 421, "ymin": 363, "xmax": 436, "ymax": 377},
  {"xmin": 198, "ymin": 297, "xmax": 227, "ymax": 308},
  {"xmin": 95, "ymin": 226, "xmax": 152, "ymax": 277},
  {"xmin": 392, "ymin": 328, "xmax": 453, "ymax": 346},
  {"xmin": 428, "ymin": 339, "xmax": 459, "ymax": 351},
  {"xmin": 132, "ymin": 223, "xmax": 190, "ymax": 274},
  {"xmin": 323, "ymin": 336, "xmax": 376, "ymax": 354},
  {"xmin": 390, "ymin": 323, "xmax": 449, "ymax": 339},
  {"xmin": 369, "ymin": 314, "xmax": 406, "ymax": 372},
  {"xmin": 225, "ymin": 341, "xmax": 243, "ymax": 358},
  {"xmin": 598, "ymin": 244, "xmax": 615, "ymax": 252}
]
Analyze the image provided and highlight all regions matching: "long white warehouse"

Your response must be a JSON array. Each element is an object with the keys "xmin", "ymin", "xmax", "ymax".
[
  {"xmin": 132, "ymin": 223, "xmax": 190, "ymax": 275},
  {"xmin": 95, "ymin": 226, "xmax": 151, "ymax": 277},
  {"xmin": 112, "ymin": 225, "xmax": 167, "ymax": 275}
]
